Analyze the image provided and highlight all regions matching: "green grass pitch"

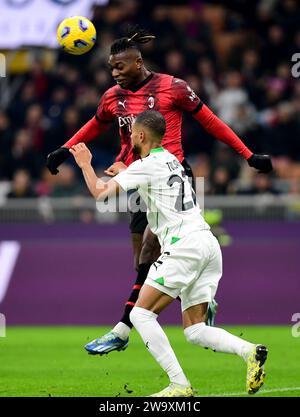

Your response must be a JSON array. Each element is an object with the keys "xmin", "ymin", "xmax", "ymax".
[{"xmin": 0, "ymin": 326, "xmax": 299, "ymax": 397}]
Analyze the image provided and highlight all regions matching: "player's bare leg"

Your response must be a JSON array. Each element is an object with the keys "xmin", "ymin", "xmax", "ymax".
[
  {"xmin": 139, "ymin": 227, "xmax": 161, "ymax": 265},
  {"xmin": 132, "ymin": 232, "xmax": 144, "ymax": 272},
  {"xmin": 182, "ymin": 303, "xmax": 268, "ymax": 394}
]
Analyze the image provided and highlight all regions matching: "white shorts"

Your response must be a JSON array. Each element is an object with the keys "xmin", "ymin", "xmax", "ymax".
[{"xmin": 145, "ymin": 230, "xmax": 222, "ymax": 312}]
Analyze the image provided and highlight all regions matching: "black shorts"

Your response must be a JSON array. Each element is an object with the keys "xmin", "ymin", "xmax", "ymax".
[{"xmin": 129, "ymin": 159, "xmax": 195, "ymax": 234}]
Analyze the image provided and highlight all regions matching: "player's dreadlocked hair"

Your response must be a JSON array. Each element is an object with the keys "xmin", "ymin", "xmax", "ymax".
[{"xmin": 110, "ymin": 25, "xmax": 155, "ymax": 55}]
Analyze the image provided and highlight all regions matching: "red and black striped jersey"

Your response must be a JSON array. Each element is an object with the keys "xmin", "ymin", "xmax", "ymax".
[{"xmin": 96, "ymin": 72, "xmax": 202, "ymax": 166}]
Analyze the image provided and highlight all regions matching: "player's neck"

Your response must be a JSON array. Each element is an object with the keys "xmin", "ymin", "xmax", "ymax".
[
  {"xmin": 141, "ymin": 143, "xmax": 163, "ymax": 158},
  {"xmin": 136, "ymin": 68, "xmax": 151, "ymax": 84},
  {"xmin": 127, "ymin": 69, "xmax": 152, "ymax": 92}
]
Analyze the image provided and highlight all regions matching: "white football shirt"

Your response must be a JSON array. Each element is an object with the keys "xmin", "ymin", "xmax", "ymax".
[{"xmin": 114, "ymin": 147, "xmax": 210, "ymax": 247}]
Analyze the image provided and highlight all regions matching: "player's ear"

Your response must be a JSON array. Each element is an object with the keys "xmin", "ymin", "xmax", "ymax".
[
  {"xmin": 136, "ymin": 57, "xmax": 142, "ymax": 69},
  {"xmin": 139, "ymin": 130, "xmax": 145, "ymax": 143}
]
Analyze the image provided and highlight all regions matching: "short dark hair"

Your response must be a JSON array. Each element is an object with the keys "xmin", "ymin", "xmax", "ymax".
[
  {"xmin": 135, "ymin": 110, "xmax": 166, "ymax": 140},
  {"xmin": 110, "ymin": 25, "xmax": 155, "ymax": 55}
]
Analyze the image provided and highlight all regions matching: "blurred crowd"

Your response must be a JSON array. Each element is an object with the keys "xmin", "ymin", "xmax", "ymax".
[{"xmin": 1, "ymin": 0, "xmax": 300, "ymax": 200}]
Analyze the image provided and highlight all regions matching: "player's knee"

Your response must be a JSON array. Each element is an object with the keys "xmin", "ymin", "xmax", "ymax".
[
  {"xmin": 184, "ymin": 330, "xmax": 198, "ymax": 345},
  {"xmin": 184, "ymin": 322, "xmax": 206, "ymax": 345},
  {"xmin": 129, "ymin": 307, "xmax": 146, "ymax": 327},
  {"xmin": 129, "ymin": 307, "xmax": 139, "ymax": 327},
  {"xmin": 130, "ymin": 306, "xmax": 157, "ymax": 329}
]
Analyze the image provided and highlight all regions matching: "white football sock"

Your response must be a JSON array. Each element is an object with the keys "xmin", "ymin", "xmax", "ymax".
[
  {"xmin": 112, "ymin": 322, "xmax": 131, "ymax": 340},
  {"xmin": 130, "ymin": 306, "xmax": 190, "ymax": 386},
  {"xmin": 184, "ymin": 323, "xmax": 254, "ymax": 361}
]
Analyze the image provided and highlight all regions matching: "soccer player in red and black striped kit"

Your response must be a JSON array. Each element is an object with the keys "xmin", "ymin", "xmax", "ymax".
[{"xmin": 47, "ymin": 28, "xmax": 272, "ymax": 355}]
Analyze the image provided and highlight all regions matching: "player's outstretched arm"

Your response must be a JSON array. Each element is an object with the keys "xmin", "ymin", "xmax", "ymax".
[
  {"xmin": 193, "ymin": 104, "xmax": 272, "ymax": 173},
  {"xmin": 70, "ymin": 143, "xmax": 120, "ymax": 200},
  {"xmin": 46, "ymin": 116, "xmax": 111, "ymax": 175}
]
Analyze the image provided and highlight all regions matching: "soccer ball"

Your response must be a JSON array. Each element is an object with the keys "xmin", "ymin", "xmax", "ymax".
[{"xmin": 57, "ymin": 16, "xmax": 96, "ymax": 55}]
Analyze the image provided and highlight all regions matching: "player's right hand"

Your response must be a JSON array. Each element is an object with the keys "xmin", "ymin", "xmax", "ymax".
[
  {"xmin": 46, "ymin": 147, "xmax": 70, "ymax": 175},
  {"xmin": 69, "ymin": 143, "xmax": 92, "ymax": 169}
]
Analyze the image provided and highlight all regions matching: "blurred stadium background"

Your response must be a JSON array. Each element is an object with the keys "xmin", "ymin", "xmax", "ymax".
[{"xmin": 0, "ymin": 0, "xmax": 299, "ymax": 329}]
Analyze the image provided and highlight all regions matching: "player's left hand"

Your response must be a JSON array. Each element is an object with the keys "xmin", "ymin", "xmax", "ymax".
[
  {"xmin": 247, "ymin": 154, "xmax": 273, "ymax": 174},
  {"xmin": 46, "ymin": 147, "xmax": 70, "ymax": 175},
  {"xmin": 104, "ymin": 162, "xmax": 127, "ymax": 176},
  {"xmin": 69, "ymin": 143, "xmax": 92, "ymax": 169}
]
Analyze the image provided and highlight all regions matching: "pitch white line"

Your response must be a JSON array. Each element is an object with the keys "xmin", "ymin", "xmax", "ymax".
[{"xmin": 203, "ymin": 387, "xmax": 300, "ymax": 397}]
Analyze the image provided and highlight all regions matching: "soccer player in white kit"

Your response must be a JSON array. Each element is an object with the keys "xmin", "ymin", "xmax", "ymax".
[{"xmin": 70, "ymin": 110, "xmax": 268, "ymax": 397}]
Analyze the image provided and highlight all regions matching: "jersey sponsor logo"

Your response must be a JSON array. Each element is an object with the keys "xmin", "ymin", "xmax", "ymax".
[
  {"xmin": 118, "ymin": 114, "xmax": 135, "ymax": 132},
  {"xmin": 148, "ymin": 96, "xmax": 155, "ymax": 109},
  {"xmin": 118, "ymin": 99, "xmax": 126, "ymax": 109}
]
